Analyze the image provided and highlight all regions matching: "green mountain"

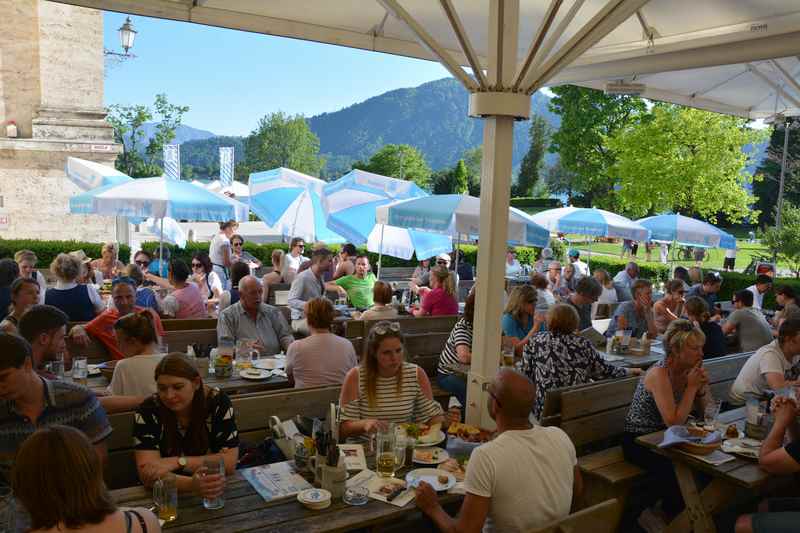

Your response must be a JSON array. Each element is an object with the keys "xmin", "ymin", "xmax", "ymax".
[{"xmin": 178, "ymin": 77, "xmax": 558, "ymax": 179}]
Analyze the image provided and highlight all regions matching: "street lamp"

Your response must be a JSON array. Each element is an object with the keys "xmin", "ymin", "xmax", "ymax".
[{"xmin": 104, "ymin": 17, "xmax": 137, "ymax": 58}]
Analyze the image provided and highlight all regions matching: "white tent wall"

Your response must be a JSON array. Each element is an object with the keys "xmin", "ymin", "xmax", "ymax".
[{"xmin": 49, "ymin": 0, "xmax": 800, "ymax": 425}]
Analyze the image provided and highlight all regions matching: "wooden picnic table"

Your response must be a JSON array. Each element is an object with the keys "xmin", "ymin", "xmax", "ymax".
[
  {"xmin": 111, "ymin": 468, "xmax": 461, "ymax": 532},
  {"xmin": 636, "ymin": 407, "xmax": 770, "ymax": 533},
  {"xmin": 89, "ymin": 370, "xmax": 290, "ymax": 396},
  {"xmin": 598, "ymin": 339, "xmax": 666, "ymax": 369}
]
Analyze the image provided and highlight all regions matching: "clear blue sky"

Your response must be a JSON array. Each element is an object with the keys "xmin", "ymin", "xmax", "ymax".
[{"xmin": 103, "ymin": 12, "xmax": 450, "ymax": 136}]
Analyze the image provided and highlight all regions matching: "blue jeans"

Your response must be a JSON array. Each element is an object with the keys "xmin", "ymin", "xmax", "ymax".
[{"xmin": 437, "ymin": 372, "xmax": 466, "ymax": 409}]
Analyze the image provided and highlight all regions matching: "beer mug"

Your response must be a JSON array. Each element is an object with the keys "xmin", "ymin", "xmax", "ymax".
[
  {"xmin": 153, "ymin": 473, "xmax": 178, "ymax": 522},
  {"xmin": 376, "ymin": 423, "xmax": 397, "ymax": 478}
]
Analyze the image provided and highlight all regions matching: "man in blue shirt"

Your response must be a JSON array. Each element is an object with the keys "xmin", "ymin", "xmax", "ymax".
[{"xmin": 686, "ymin": 271, "xmax": 723, "ymax": 317}]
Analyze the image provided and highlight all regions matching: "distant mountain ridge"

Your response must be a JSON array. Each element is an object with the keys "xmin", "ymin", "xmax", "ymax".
[{"xmin": 126, "ymin": 123, "xmax": 216, "ymax": 147}]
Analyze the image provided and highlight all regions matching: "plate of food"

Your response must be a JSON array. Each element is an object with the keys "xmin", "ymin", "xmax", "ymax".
[
  {"xmin": 721, "ymin": 437, "xmax": 761, "ymax": 460},
  {"xmin": 448, "ymin": 422, "xmax": 495, "ymax": 443},
  {"xmin": 253, "ymin": 358, "xmax": 285, "ymax": 370},
  {"xmin": 402, "ymin": 423, "xmax": 446, "ymax": 447},
  {"xmin": 406, "ymin": 468, "xmax": 456, "ymax": 492},
  {"xmin": 413, "ymin": 447, "xmax": 449, "ymax": 465},
  {"xmin": 438, "ymin": 458, "xmax": 466, "ymax": 482},
  {"xmin": 87, "ymin": 364, "xmax": 103, "ymax": 377},
  {"xmin": 240, "ymin": 368, "xmax": 273, "ymax": 380}
]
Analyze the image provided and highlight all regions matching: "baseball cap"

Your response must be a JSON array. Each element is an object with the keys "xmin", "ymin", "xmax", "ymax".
[
  {"xmin": 568, "ymin": 249, "xmax": 579, "ymax": 258},
  {"xmin": 436, "ymin": 253, "xmax": 451, "ymax": 262}
]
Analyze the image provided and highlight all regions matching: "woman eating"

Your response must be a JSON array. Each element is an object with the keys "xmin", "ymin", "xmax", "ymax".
[
  {"xmin": 360, "ymin": 281, "xmax": 399, "ymax": 321},
  {"xmin": 622, "ymin": 320, "xmax": 710, "ymax": 523},
  {"xmin": 0, "ymin": 277, "xmax": 40, "ymax": 334},
  {"xmin": 108, "ymin": 311, "xmax": 164, "ymax": 397},
  {"xmin": 684, "ymin": 296, "xmax": 727, "ymax": 359},
  {"xmin": 502, "ymin": 285, "xmax": 544, "ymax": 354},
  {"xmin": 522, "ymin": 304, "xmax": 635, "ymax": 420},
  {"xmin": 339, "ymin": 321, "xmax": 444, "ymax": 438},
  {"xmin": 436, "ymin": 290, "xmax": 476, "ymax": 407},
  {"xmin": 91, "ymin": 242, "xmax": 126, "ymax": 280},
  {"xmin": 134, "ymin": 353, "xmax": 238, "ymax": 496},
  {"xmin": 413, "ymin": 267, "xmax": 458, "ymax": 317},
  {"xmin": 13, "ymin": 425, "xmax": 161, "ymax": 533},
  {"xmin": 653, "ymin": 279, "xmax": 686, "ymax": 334}
]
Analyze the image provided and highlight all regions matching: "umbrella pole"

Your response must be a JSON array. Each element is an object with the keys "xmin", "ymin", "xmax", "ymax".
[
  {"xmin": 454, "ymin": 234, "xmax": 460, "ymax": 276},
  {"xmin": 159, "ymin": 217, "xmax": 164, "ymax": 276},
  {"xmin": 377, "ymin": 224, "xmax": 385, "ymax": 280}
]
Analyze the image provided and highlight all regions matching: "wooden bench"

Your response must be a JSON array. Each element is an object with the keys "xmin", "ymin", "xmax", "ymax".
[
  {"xmin": 69, "ymin": 318, "xmax": 219, "ymax": 332},
  {"xmin": 105, "ymin": 384, "xmax": 342, "ymax": 489},
  {"xmin": 68, "ymin": 329, "xmax": 218, "ymax": 363},
  {"xmin": 540, "ymin": 351, "xmax": 753, "ymax": 507},
  {"xmin": 378, "ymin": 267, "xmax": 416, "ymax": 282},
  {"xmin": 531, "ymin": 499, "xmax": 622, "ymax": 533},
  {"xmin": 344, "ymin": 315, "xmax": 459, "ymax": 340}
]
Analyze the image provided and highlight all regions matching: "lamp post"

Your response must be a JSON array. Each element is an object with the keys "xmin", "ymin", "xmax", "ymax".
[{"xmin": 104, "ymin": 17, "xmax": 137, "ymax": 59}]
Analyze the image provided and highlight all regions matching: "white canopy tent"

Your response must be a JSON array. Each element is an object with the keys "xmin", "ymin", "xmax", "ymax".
[{"xmin": 53, "ymin": 0, "xmax": 800, "ymax": 427}]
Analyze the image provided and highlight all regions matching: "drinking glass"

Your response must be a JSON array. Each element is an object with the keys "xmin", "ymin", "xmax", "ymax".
[
  {"xmin": 0, "ymin": 487, "xmax": 15, "ymax": 532},
  {"xmin": 235, "ymin": 339, "xmax": 255, "ymax": 375},
  {"xmin": 376, "ymin": 423, "xmax": 396, "ymax": 478},
  {"xmin": 72, "ymin": 357, "xmax": 88, "ymax": 386},
  {"xmin": 393, "ymin": 433, "xmax": 407, "ymax": 471},
  {"xmin": 202, "ymin": 457, "xmax": 225, "ymax": 510},
  {"xmin": 704, "ymin": 399, "xmax": 722, "ymax": 430},
  {"xmin": 501, "ymin": 338, "xmax": 515, "ymax": 367},
  {"xmin": 49, "ymin": 354, "xmax": 65, "ymax": 379},
  {"xmin": 153, "ymin": 473, "xmax": 178, "ymax": 522}
]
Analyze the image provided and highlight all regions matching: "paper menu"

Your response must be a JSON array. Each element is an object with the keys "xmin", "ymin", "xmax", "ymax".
[
  {"xmin": 337, "ymin": 444, "xmax": 367, "ymax": 471},
  {"xmin": 241, "ymin": 461, "xmax": 313, "ymax": 503}
]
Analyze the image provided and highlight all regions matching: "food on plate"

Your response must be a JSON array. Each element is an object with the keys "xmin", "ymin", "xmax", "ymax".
[
  {"xmin": 725, "ymin": 424, "xmax": 739, "ymax": 439},
  {"xmin": 437, "ymin": 474, "xmax": 449, "ymax": 485},
  {"xmin": 414, "ymin": 449, "xmax": 440, "ymax": 463},
  {"xmin": 243, "ymin": 369, "xmax": 262, "ymax": 378},
  {"xmin": 439, "ymin": 458, "xmax": 465, "ymax": 481},
  {"xmin": 686, "ymin": 426, "xmax": 708, "ymax": 438},
  {"xmin": 402, "ymin": 422, "xmax": 442, "ymax": 442},
  {"xmin": 448, "ymin": 422, "xmax": 494, "ymax": 443}
]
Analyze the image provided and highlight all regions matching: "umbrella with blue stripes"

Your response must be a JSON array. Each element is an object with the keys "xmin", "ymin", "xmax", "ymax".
[
  {"xmin": 636, "ymin": 214, "xmax": 736, "ymax": 249},
  {"xmin": 529, "ymin": 206, "xmax": 650, "ymax": 241}
]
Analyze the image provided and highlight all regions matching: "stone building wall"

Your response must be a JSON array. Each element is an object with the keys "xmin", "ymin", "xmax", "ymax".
[{"xmin": 0, "ymin": 0, "xmax": 123, "ymax": 243}]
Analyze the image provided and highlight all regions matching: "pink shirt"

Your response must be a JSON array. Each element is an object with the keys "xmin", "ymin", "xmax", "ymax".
[
  {"xmin": 421, "ymin": 287, "xmax": 458, "ymax": 316},
  {"xmin": 170, "ymin": 283, "xmax": 206, "ymax": 318}
]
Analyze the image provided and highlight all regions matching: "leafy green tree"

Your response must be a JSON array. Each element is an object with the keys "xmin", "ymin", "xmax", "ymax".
[
  {"xmin": 452, "ymin": 159, "xmax": 469, "ymax": 194},
  {"xmin": 753, "ymin": 124, "xmax": 800, "ymax": 226},
  {"xmin": 243, "ymin": 112, "xmax": 324, "ymax": 177},
  {"xmin": 107, "ymin": 94, "xmax": 189, "ymax": 178},
  {"xmin": 762, "ymin": 203, "xmax": 800, "ymax": 277},
  {"xmin": 463, "ymin": 146, "xmax": 482, "ymax": 196},
  {"xmin": 548, "ymin": 86, "xmax": 646, "ymax": 206},
  {"xmin": 545, "ymin": 159, "xmax": 579, "ymax": 204},
  {"xmin": 516, "ymin": 115, "xmax": 550, "ymax": 197},
  {"xmin": 607, "ymin": 104, "xmax": 768, "ymax": 222},
  {"xmin": 431, "ymin": 168, "xmax": 455, "ymax": 194},
  {"xmin": 352, "ymin": 144, "xmax": 432, "ymax": 189}
]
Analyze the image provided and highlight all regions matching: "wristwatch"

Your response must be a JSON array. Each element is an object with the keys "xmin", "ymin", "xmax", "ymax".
[{"xmin": 178, "ymin": 455, "xmax": 187, "ymax": 468}]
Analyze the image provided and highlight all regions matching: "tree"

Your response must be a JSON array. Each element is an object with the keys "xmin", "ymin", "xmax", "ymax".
[
  {"xmin": 352, "ymin": 144, "xmax": 432, "ymax": 189},
  {"xmin": 762, "ymin": 203, "xmax": 800, "ymax": 277},
  {"xmin": 107, "ymin": 94, "xmax": 189, "ymax": 178},
  {"xmin": 463, "ymin": 146, "xmax": 482, "ymax": 196},
  {"xmin": 607, "ymin": 104, "xmax": 768, "ymax": 222},
  {"xmin": 515, "ymin": 115, "xmax": 550, "ymax": 197},
  {"xmin": 243, "ymin": 112, "xmax": 324, "ymax": 177},
  {"xmin": 545, "ymin": 159, "xmax": 579, "ymax": 204},
  {"xmin": 548, "ymin": 86, "xmax": 646, "ymax": 206},
  {"xmin": 753, "ymin": 123, "xmax": 800, "ymax": 226},
  {"xmin": 431, "ymin": 168, "xmax": 455, "ymax": 194},
  {"xmin": 452, "ymin": 159, "xmax": 469, "ymax": 194}
]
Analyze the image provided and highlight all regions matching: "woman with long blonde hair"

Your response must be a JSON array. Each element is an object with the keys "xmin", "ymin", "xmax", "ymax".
[
  {"xmin": 413, "ymin": 266, "xmax": 458, "ymax": 317},
  {"xmin": 339, "ymin": 321, "xmax": 443, "ymax": 439},
  {"xmin": 502, "ymin": 285, "xmax": 544, "ymax": 353}
]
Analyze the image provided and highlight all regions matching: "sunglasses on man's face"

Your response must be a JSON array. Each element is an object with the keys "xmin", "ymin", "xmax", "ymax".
[
  {"xmin": 232, "ymin": 242, "xmax": 243, "ymax": 247},
  {"xmin": 437, "ymin": 261, "xmax": 448, "ymax": 265}
]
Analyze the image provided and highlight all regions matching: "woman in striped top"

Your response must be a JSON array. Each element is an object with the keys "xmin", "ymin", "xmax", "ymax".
[
  {"xmin": 436, "ymin": 290, "xmax": 475, "ymax": 407},
  {"xmin": 340, "ymin": 321, "xmax": 444, "ymax": 438}
]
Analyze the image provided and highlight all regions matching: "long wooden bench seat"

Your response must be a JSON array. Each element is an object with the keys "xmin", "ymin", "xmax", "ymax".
[
  {"xmin": 68, "ymin": 329, "xmax": 218, "ymax": 363},
  {"xmin": 540, "ymin": 351, "xmax": 753, "ymax": 507},
  {"xmin": 344, "ymin": 314, "xmax": 459, "ymax": 340},
  {"xmin": 378, "ymin": 267, "xmax": 416, "ymax": 281},
  {"xmin": 531, "ymin": 498, "xmax": 622, "ymax": 533},
  {"xmin": 105, "ymin": 384, "xmax": 342, "ymax": 489}
]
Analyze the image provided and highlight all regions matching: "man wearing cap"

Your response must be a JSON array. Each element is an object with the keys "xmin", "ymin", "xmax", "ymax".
[
  {"xmin": 568, "ymin": 249, "xmax": 589, "ymax": 278},
  {"xmin": 412, "ymin": 253, "xmax": 459, "ymax": 294},
  {"xmin": 746, "ymin": 274, "xmax": 773, "ymax": 310}
]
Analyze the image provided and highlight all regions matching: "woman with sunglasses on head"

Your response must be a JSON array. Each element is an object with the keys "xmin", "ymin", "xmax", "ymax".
[
  {"xmin": 653, "ymin": 279, "xmax": 686, "ymax": 334},
  {"xmin": 339, "ymin": 321, "xmax": 444, "ymax": 439},
  {"xmin": 134, "ymin": 353, "xmax": 238, "ymax": 497}
]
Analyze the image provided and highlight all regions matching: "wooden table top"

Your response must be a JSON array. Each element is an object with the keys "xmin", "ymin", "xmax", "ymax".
[
  {"xmin": 599, "ymin": 339, "xmax": 666, "ymax": 369},
  {"xmin": 111, "ymin": 469, "xmax": 461, "ymax": 532},
  {"xmin": 89, "ymin": 371, "xmax": 290, "ymax": 396},
  {"xmin": 635, "ymin": 407, "xmax": 769, "ymax": 490}
]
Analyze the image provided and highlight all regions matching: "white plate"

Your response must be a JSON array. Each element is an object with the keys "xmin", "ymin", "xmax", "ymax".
[
  {"xmin": 253, "ymin": 358, "xmax": 285, "ymax": 370},
  {"xmin": 240, "ymin": 369, "xmax": 273, "ymax": 380},
  {"xmin": 413, "ymin": 447, "xmax": 449, "ymax": 465},
  {"xmin": 722, "ymin": 438, "xmax": 761, "ymax": 459},
  {"xmin": 406, "ymin": 468, "xmax": 456, "ymax": 492},
  {"xmin": 415, "ymin": 430, "xmax": 446, "ymax": 447}
]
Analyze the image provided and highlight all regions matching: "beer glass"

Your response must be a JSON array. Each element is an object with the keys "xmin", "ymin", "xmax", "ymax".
[
  {"xmin": 376, "ymin": 423, "xmax": 396, "ymax": 478},
  {"xmin": 153, "ymin": 473, "xmax": 178, "ymax": 522}
]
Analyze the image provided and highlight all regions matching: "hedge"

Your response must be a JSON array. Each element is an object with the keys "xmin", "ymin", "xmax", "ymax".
[
  {"xmin": 509, "ymin": 197, "xmax": 563, "ymax": 209},
  {"xmin": 0, "ymin": 239, "xmax": 131, "ymax": 266},
  {"xmin": 584, "ymin": 255, "xmax": 671, "ymax": 282}
]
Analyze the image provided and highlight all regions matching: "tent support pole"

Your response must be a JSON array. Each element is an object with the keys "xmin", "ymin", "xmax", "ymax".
[
  {"xmin": 159, "ymin": 217, "xmax": 164, "ymax": 274},
  {"xmin": 377, "ymin": 224, "xmax": 385, "ymax": 280}
]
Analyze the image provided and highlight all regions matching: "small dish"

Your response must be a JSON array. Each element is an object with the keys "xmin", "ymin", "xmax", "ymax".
[
  {"xmin": 254, "ymin": 358, "xmax": 285, "ymax": 370},
  {"xmin": 413, "ymin": 447, "xmax": 450, "ymax": 465},
  {"xmin": 343, "ymin": 485, "xmax": 369, "ymax": 506},
  {"xmin": 298, "ymin": 488, "xmax": 332, "ymax": 510},
  {"xmin": 414, "ymin": 430, "xmax": 446, "ymax": 447},
  {"xmin": 240, "ymin": 368, "xmax": 272, "ymax": 380},
  {"xmin": 405, "ymin": 468, "xmax": 456, "ymax": 492}
]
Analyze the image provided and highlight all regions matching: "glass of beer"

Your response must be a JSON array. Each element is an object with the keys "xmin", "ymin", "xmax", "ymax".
[
  {"xmin": 72, "ymin": 357, "xmax": 88, "ymax": 386},
  {"xmin": 501, "ymin": 338, "xmax": 515, "ymax": 367},
  {"xmin": 235, "ymin": 339, "xmax": 255, "ymax": 374},
  {"xmin": 153, "ymin": 473, "xmax": 178, "ymax": 522},
  {"xmin": 376, "ymin": 423, "xmax": 396, "ymax": 478}
]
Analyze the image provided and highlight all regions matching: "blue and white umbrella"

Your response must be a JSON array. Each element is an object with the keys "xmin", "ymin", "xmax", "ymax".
[
  {"xmin": 375, "ymin": 194, "xmax": 550, "ymax": 248},
  {"xmin": 636, "ymin": 214, "xmax": 736, "ymax": 249},
  {"xmin": 249, "ymin": 167, "xmax": 344, "ymax": 244},
  {"xmin": 65, "ymin": 157, "xmax": 133, "ymax": 191},
  {"xmin": 322, "ymin": 169, "xmax": 428, "ymax": 243},
  {"xmin": 366, "ymin": 225, "xmax": 452, "ymax": 261},
  {"xmin": 530, "ymin": 206, "xmax": 650, "ymax": 241}
]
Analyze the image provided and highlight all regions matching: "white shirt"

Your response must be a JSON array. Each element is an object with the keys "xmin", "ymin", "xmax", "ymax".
[
  {"xmin": 570, "ymin": 259, "xmax": 589, "ymax": 278},
  {"xmin": 54, "ymin": 280, "xmax": 105, "ymax": 313},
  {"xmin": 505, "ymin": 259, "xmax": 522, "ymax": 277},
  {"xmin": 598, "ymin": 286, "xmax": 619, "ymax": 304},
  {"xmin": 725, "ymin": 248, "xmax": 737, "ymax": 259},
  {"xmin": 464, "ymin": 426, "xmax": 576, "ymax": 532},
  {"xmin": 746, "ymin": 285, "xmax": 764, "ymax": 310},
  {"xmin": 613, "ymin": 270, "xmax": 636, "ymax": 289},
  {"xmin": 209, "ymin": 232, "xmax": 231, "ymax": 266},
  {"xmin": 31, "ymin": 271, "xmax": 47, "ymax": 304},
  {"xmin": 730, "ymin": 340, "xmax": 799, "ymax": 404},
  {"xmin": 285, "ymin": 253, "xmax": 308, "ymax": 273},
  {"xmin": 107, "ymin": 353, "xmax": 165, "ymax": 396}
]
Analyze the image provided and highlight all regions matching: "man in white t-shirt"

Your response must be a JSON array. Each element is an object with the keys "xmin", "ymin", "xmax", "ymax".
[
  {"xmin": 746, "ymin": 274, "xmax": 773, "ymax": 310},
  {"xmin": 567, "ymin": 249, "xmax": 589, "ymax": 278},
  {"xmin": 415, "ymin": 369, "xmax": 580, "ymax": 532},
  {"xmin": 284, "ymin": 237, "xmax": 309, "ymax": 277},
  {"xmin": 729, "ymin": 318, "xmax": 800, "ymax": 405}
]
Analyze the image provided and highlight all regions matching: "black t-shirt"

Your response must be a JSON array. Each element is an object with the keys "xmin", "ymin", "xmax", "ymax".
[
  {"xmin": 700, "ymin": 321, "xmax": 727, "ymax": 359},
  {"xmin": 785, "ymin": 440, "xmax": 800, "ymax": 466}
]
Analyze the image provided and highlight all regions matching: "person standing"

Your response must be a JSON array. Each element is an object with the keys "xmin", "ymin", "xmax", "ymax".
[
  {"xmin": 567, "ymin": 249, "xmax": 589, "ymax": 278},
  {"xmin": 723, "ymin": 246, "xmax": 737, "ymax": 272},
  {"xmin": 209, "ymin": 220, "xmax": 238, "ymax": 290}
]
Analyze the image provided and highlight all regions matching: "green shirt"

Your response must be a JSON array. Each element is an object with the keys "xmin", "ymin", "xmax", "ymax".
[{"xmin": 335, "ymin": 272, "xmax": 377, "ymax": 309}]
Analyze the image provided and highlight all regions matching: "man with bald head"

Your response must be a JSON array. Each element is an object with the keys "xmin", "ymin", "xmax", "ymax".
[
  {"xmin": 217, "ymin": 276, "xmax": 293, "ymax": 355},
  {"xmin": 416, "ymin": 369, "xmax": 581, "ymax": 532}
]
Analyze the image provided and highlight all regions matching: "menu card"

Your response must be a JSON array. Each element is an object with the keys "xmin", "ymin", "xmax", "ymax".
[{"xmin": 241, "ymin": 461, "xmax": 313, "ymax": 503}]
